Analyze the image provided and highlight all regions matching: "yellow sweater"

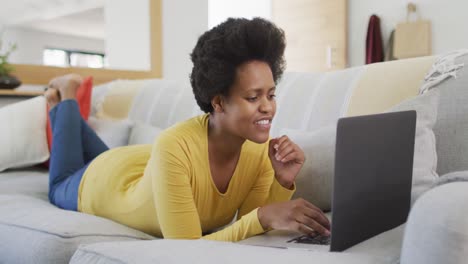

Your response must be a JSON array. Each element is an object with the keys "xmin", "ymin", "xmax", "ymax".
[{"xmin": 78, "ymin": 114, "xmax": 295, "ymax": 242}]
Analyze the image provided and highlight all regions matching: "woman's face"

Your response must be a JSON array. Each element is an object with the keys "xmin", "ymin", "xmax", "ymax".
[{"xmin": 219, "ymin": 60, "xmax": 277, "ymax": 144}]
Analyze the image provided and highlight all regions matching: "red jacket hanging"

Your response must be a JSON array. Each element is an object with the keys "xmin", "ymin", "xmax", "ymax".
[{"xmin": 365, "ymin": 14, "xmax": 384, "ymax": 64}]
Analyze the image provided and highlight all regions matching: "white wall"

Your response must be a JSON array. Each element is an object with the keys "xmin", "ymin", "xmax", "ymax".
[
  {"xmin": 208, "ymin": 0, "xmax": 271, "ymax": 29},
  {"xmin": 162, "ymin": 0, "xmax": 272, "ymax": 84},
  {"xmin": 162, "ymin": 0, "xmax": 209, "ymax": 84},
  {"xmin": 349, "ymin": 0, "xmax": 468, "ymax": 67},
  {"xmin": 105, "ymin": 0, "xmax": 150, "ymax": 71},
  {"xmin": 5, "ymin": 1, "xmax": 467, "ymax": 74},
  {"xmin": 2, "ymin": 27, "xmax": 104, "ymax": 65}
]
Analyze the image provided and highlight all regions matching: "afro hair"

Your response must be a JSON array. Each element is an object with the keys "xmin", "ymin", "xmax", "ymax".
[{"xmin": 190, "ymin": 17, "xmax": 286, "ymax": 113}]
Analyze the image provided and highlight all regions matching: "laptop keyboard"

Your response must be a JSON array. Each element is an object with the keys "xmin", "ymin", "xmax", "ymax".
[{"xmin": 286, "ymin": 231, "xmax": 331, "ymax": 245}]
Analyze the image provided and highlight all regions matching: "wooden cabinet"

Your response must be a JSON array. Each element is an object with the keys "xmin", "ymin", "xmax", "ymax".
[{"xmin": 272, "ymin": 0, "xmax": 347, "ymax": 72}]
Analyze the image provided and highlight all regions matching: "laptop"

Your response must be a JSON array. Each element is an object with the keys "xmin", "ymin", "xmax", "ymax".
[{"xmin": 240, "ymin": 110, "xmax": 416, "ymax": 252}]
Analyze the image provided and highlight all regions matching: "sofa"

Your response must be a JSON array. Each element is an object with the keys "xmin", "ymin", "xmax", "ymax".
[{"xmin": 1, "ymin": 51, "xmax": 468, "ymax": 264}]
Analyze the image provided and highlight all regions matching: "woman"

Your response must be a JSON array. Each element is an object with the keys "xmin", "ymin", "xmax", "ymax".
[{"xmin": 44, "ymin": 17, "xmax": 330, "ymax": 242}]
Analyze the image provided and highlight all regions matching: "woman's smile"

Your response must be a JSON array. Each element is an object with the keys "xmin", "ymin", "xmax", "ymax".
[{"xmin": 254, "ymin": 117, "xmax": 273, "ymax": 131}]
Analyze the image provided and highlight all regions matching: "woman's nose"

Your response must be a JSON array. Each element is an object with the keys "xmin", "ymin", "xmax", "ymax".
[{"xmin": 259, "ymin": 97, "xmax": 274, "ymax": 113}]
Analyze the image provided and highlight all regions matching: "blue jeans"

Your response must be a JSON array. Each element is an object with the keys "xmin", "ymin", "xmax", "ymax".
[{"xmin": 48, "ymin": 100, "xmax": 109, "ymax": 211}]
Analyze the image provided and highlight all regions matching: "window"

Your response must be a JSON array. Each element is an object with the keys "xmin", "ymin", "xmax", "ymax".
[{"xmin": 43, "ymin": 48, "xmax": 106, "ymax": 68}]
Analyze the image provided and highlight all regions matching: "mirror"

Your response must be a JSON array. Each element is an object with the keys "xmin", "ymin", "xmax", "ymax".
[
  {"xmin": 2, "ymin": 7, "xmax": 106, "ymax": 68},
  {"xmin": 0, "ymin": 0, "xmax": 161, "ymax": 85},
  {"xmin": 2, "ymin": 1, "xmax": 150, "ymax": 71}
]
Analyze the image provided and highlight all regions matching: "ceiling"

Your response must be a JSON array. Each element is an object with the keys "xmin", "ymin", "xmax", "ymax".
[{"xmin": 0, "ymin": 0, "xmax": 106, "ymax": 40}]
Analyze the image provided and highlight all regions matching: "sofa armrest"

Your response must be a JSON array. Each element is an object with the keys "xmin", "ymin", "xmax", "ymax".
[
  {"xmin": 71, "ymin": 239, "xmax": 386, "ymax": 264},
  {"xmin": 436, "ymin": 170, "xmax": 468, "ymax": 186},
  {"xmin": 401, "ymin": 182, "xmax": 468, "ymax": 264}
]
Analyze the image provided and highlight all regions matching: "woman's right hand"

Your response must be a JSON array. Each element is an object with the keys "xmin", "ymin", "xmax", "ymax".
[{"xmin": 258, "ymin": 198, "xmax": 331, "ymax": 236}]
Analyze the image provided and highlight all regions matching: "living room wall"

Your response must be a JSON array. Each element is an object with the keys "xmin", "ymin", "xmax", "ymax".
[
  {"xmin": 348, "ymin": 0, "xmax": 468, "ymax": 66},
  {"xmin": 162, "ymin": 0, "xmax": 270, "ymax": 84},
  {"xmin": 105, "ymin": 0, "xmax": 151, "ymax": 71},
  {"xmin": 163, "ymin": 0, "xmax": 468, "ymax": 72},
  {"xmin": 208, "ymin": 0, "xmax": 270, "ymax": 28},
  {"xmin": 162, "ymin": 0, "xmax": 208, "ymax": 85}
]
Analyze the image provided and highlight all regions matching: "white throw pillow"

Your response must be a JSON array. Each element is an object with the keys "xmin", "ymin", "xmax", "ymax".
[
  {"xmin": 0, "ymin": 96, "xmax": 50, "ymax": 172},
  {"xmin": 387, "ymin": 89, "xmax": 440, "ymax": 204},
  {"xmin": 128, "ymin": 122, "xmax": 163, "ymax": 145},
  {"xmin": 282, "ymin": 126, "xmax": 336, "ymax": 211},
  {"xmin": 282, "ymin": 89, "xmax": 440, "ymax": 210},
  {"xmin": 87, "ymin": 117, "xmax": 133, "ymax": 149}
]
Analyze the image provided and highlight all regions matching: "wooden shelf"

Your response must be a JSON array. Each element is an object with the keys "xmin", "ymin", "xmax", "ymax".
[
  {"xmin": 0, "ymin": 85, "xmax": 44, "ymax": 97},
  {"xmin": 0, "ymin": 90, "xmax": 43, "ymax": 97}
]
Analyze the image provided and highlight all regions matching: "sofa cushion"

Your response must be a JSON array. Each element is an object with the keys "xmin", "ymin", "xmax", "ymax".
[
  {"xmin": 94, "ymin": 79, "xmax": 146, "ymax": 120},
  {"xmin": 0, "ymin": 96, "xmax": 49, "ymax": 172},
  {"xmin": 88, "ymin": 117, "xmax": 133, "ymax": 148},
  {"xmin": 0, "ymin": 167, "xmax": 49, "ymax": 200},
  {"xmin": 282, "ymin": 125, "xmax": 335, "ymax": 211},
  {"xmin": 240, "ymin": 218, "xmax": 404, "ymax": 264},
  {"xmin": 0, "ymin": 220, "xmax": 151, "ymax": 264},
  {"xmin": 387, "ymin": 89, "xmax": 440, "ymax": 204},
  {"xmin": 400, "ymin": 182, "xmax": 468, "ymax": 264},
  {"xmin": 128, "ymin": 122, "xmax": 163, "ymax": 145},
  {"xmin": 128, "ymin": 79, "xmax": 202, "ymax": 129},
  {"xmin": 272, "ymin": 67, "xmax": 365, "ymax": 136},
  {"xmin": 0, "ymin": 194, "xmax": 154, "ymax": 264},
  {"xmin": 0, "ymin": 169, "xmax": 155, "ymax": 264},
  {"xmin": 427, "ymin": 53, "xmax": 468, "ymax": 175},
  {"xmin": 70, "ymin": 239, "xmax": 385, "ymax": 264},
  {"xmin": 345, "ymin": 56, "xmax": 435, "ymax": 117},
  {"xmin": 282, "ymin": 89, "xmax": 440, "ymax": 210},
  {"xmin": 436, "ymin": 170, "xmax": 468, "ymax": 186}
]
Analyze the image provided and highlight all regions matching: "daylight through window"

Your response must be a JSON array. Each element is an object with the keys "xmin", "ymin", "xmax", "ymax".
[{"xmin": 43, "ymin": 48, "xmax": 106, "ymax": 68}]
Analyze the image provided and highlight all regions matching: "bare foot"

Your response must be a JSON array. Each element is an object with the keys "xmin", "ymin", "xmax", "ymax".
[
  {"xmin": 44, "ymin": 88, "xmax": 61, "ymax": 110},
  {"xmin": 48, "ymin": 74, "xmax": 83, "ymax": 101}
]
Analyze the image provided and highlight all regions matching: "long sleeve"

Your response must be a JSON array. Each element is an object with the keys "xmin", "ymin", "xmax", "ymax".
[
  {"xmin": 202, "ymin": 178, "xmax": 295, "ymax": 241},
  {"xmin": 203, "ymin": 157, "xmax": 295, "ymax": 241},
  {"xmin": 147, "ymin": 114, "xmax": 299, "ymax": 242},
  {"xmin": 151, "ymin": 135, "xmax": 276, "ymax": 241},
  {"xmin": 79, "ymin": 114, "xmax": 294, "ymax": 241},
  {"xmin": 237, "ymin": 154, "xmax": 295, "ymax": 221},
  {"xmin": 151, "ymin": 133, "xmax": 295, "ymax": 242},
  {"xmin": 151, "ymin": 134, "xmax": 203, "ymax": 239}
]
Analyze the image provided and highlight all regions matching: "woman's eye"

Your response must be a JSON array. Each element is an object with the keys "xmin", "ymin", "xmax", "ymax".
[
  {"xmin": 269, "ymin": 94, "xmax": 276, "ymax": 99},
  {"xmin": 247, "ymin": 97, "xmax": 258, "ymax": 102}
]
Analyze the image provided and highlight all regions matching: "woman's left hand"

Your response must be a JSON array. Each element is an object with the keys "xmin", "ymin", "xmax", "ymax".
[{"xmin": 268, "ymin": 135, "xmax": 305, "ymax": 189}]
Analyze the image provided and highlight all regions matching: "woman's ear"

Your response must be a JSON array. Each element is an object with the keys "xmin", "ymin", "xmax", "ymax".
[{"xmin": 211, "ymin": 95, "xmax": 224, "ymax": 113}]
